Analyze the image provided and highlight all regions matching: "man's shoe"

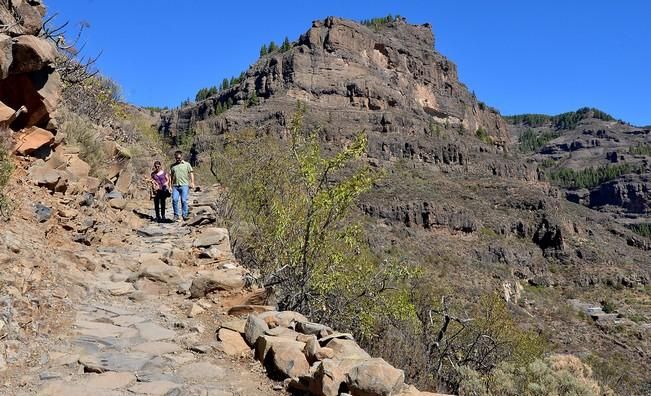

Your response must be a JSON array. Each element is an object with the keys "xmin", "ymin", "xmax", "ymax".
[
  {"xmin": 182, "ymin": 216, "xmax": 189, "ymax": 221},
  {"xmin": 173, "ymin": 216, "xmax": 179, "ymax": 222}
]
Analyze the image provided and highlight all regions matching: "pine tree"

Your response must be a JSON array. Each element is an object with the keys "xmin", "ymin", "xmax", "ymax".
[
  {"xmin": 260, "ymin": 44, "xmax": 268, "ymax": 56},
  {"xmin": 281, "ymin": 36, "xmax": 291, "ymax": 51},
  {"xmin": 268, "ymin": 41, "xmax": 277, "ymax": 52}
]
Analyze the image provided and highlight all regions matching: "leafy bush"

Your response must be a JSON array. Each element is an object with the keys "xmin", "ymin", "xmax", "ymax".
[
  {"xmin": 546, "ymin": 164, "xmax": 638, "ymax": 189},
  {"xmin": 457, "ymin": 354, "xmax": 613, "ymax": 396},
  {"xmin": 58, "ymin": 109, "xmax": 107, "ymax": 176},
  {"xmin": 211, "ymin": 103, "xmax": 415, "ymax": 333},
  {"xmin": 519, "ymin": 129, "xmax": 560, "ymax": 152},
  {"xmin": 476, "ymin": 127, "xmax": 492, "ymax": 144},
  {"xmin": 62, "ymin": 75, "xmax": 122, "ymax": 126}
]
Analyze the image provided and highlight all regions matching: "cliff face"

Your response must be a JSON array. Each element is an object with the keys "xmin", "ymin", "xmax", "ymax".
[{"xmin": 161, "ymin": 16, "xmax": 507, "ymax": 144}]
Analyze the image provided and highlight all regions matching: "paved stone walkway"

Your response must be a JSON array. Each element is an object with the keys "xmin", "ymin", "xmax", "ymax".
[{"xmin": 5, "ymin": 188, "xmax": 281, "ymax": 395}]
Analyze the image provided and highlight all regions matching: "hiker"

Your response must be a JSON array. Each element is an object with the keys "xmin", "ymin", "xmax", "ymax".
[
  {"xmin": 189, "ymin": 143, "xmax": 199, "ymax": 167},
  {"xmin": 170, "ymin": 150, "xmax": 195, "ymax": 221},
  {"xmin": 150, "ymin": 161, "xmax": 171, "ymax": 223}
]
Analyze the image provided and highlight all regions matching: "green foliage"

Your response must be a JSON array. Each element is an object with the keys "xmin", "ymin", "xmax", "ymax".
[
  {"xmin": 259, "ymin": 43, "xmax": 268, "ymax": 56},
  {"xmin": 518, "ymin": 129, "xmax": 560, "ymax": 152},
  {"xmin": 476, "ymin": 127, "xmax": 492, "ymax": 144},
  {"xmin": 180, "ymin": 98, "xmax": 193, "ymax": 107},
  {"xmin": 600, "ymin": 299, "xmax": 616, "ymax": 314},
  {"xmin": 59, "ymin": 109, "xmax": 107, "ymax": 176},
  {"xmin": 374, "ymin": 289, "xmax": 546, "ymax": 391},
  {"xmin": 195, "ymin": 85, "xmax": 218, "ymax": 101},
  {"xmin": 546, "ymin": 163, "xmax": 638, "ymax": 189},
  {"xmin": 281, "ymin": 36, "xmax": 291, "ymax": 52},
  {"xmin": 457, "ymin": 354, "xmax": 613, "ymax": 396},
  {"xmin": 62, "ymin": 74, "xmax": 123, "ymax": 126},
  {"xmin": 268, "ymin": 40, "xmax": 278, "ymax": 52},
  {"xmin": 629, "ymin": 144, "xmax": 651, "ymax": 156},
  {"xmin": 0, "ymin": 143, "xmax": 12, "ymax": 218},
  {"xmin": 211, "ymin": 102, "xmax": 415, "ymax": 332},
  {"xmin": 247, "ymin": 90, "xmax": 259, "ymax": 107},
  {"xmin": 629, "ymin": 223, "xmax": 651, "ymax": 238},
  {"xmin": 505, "ymin": 107, "xmax": 615, "ymax": 130},
  {"xmin": 361, "ymin": 14, "xmax": 402, "ymax": 30}
]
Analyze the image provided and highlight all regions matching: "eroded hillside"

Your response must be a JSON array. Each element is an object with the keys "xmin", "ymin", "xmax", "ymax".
[{"xmin": 164, "ymin": 16, "xmax": 651, "ymax": 394}]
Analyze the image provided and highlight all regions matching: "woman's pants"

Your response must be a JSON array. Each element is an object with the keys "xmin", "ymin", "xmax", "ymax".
[{"xmin": 154, "ymin": 190, "xmax": 168, "ymax": 220}]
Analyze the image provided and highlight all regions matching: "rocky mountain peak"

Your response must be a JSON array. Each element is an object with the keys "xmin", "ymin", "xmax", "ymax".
[{"xmin": 161, "ymin": 16, "xmax": 508, "ymax": 147}]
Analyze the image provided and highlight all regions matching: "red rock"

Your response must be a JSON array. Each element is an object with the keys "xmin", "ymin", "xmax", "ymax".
[{"xmin": 13, "ymin": 126, "xmax": 54, "ymax": 155}]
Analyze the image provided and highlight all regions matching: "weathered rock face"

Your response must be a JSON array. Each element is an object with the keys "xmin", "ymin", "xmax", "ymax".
[
  {"xmin": 0, "ymin": 0, "xmax": 61, "ymax": 133},
  {"xmin": 161, "ymin": 16, "xmax": 508, "ymax": 149}
]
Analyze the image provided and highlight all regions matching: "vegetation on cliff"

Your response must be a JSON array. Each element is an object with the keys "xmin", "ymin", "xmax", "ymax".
[
  {"xmin": 545, "ymin": 163, "xmax": 638, "ymax": 189},
  {"xmin": 506, "ymin": 107, "xmax": 616, "ymax": 130}
]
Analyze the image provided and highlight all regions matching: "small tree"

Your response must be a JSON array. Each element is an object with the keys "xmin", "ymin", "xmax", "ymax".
[
  {"xmin": 281, "ymin": 36, "xmax": 291, "ymax": 51},
  {"xmin": 268, "ymin": 40, "xmax": 278, "ymax": 52},
  {"xmin": 211, "ymin": 102, "xmax": 415, "ymax": 329},
  {"xmin": 259, "ymin": 43, "xmax": 268, "ymax": 56}
]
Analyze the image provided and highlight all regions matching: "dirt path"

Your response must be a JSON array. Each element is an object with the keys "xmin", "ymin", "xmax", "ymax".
[{"xmin": 1, "ymin": 183, "xmax": 284, "ymax": 395}]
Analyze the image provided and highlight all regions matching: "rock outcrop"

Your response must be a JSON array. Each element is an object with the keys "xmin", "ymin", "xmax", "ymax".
[{"xmin": 1, "ymin": 0, "xmax": 60, "ymax": 135}]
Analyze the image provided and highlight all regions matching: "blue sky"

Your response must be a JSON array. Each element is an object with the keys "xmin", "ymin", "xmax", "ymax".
[{"xmin": 46, "ymin": 0, "xmax": 651, "ymax": 126}]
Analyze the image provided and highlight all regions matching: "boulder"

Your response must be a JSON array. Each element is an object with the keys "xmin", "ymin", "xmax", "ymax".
[
  {"xmin": 115, "ymin": 168, "xmax": 133, "ymax": 194},
  {"xmin": 296, "ymin": 321, "xmax": 334, "ymax": 337},
  {"xmin": 9, "ymin": 35, "xmax": 56, "ymax": 74},
  {"xmin": 189, "ymin": 267, "xmax": 247, "ymax": 298},
  {"xmin": 139, "ymin": 258, "xmax": 181, "ymax": 284},
  {"xmin": 217, "ymin": 328, "xmax": 250, "ymax": 356},
  {"xmin": 66, "ymin": 155, "xmax": 91, "ymax": 179},
  {"xmin": 13, "ymin": 126, "xmax": 54, "ymax": 155},
  {"xmin": 0, "ymin": 34, "xmax": 12, "ymax": 79},
  {"xmin": 325, "ymin": 338, "xmax": 370, "ymax": 360},
  {"xmin": 258, "ymin": 310, "xmax": 309, "ymax": 328},
  {"xmin": 244, "ymin": 314, "xmax": 269, "ymax": 346},
  {"xmin": 346, "ymin": 358, "xmax": 405, "ymax": 396},
  {"xmin": 2, "ymin": 0, "xmax": 46, "ymax": 36},
  {"xmin": 255, "ymin": 335, "xmax": 306, "ymax": 362},
  {"xmin": 227, "ymin": 304, "xmax": 275, "ymax": 317},
  {"xmin": 268, "ymin": 342, "xmax": 310, "ymax": 379},
  {"xmin": 220, "ymin": 319, "xmax": 246, "ymax": 334},
  {"xmin": 0, "ymin": 100, "xmax": 13, "ymax": 126},
  {"xmin": 397, "ymin": 385, "xmax": 451, "ymax": 395},
  {"xmin": 28, "ymin": 165, "xmax": 67, "ymax": 192},
  {"xmin": 108, "ymin": 198, "xmax": 127, "ymax": 210},
  {"xmin": 192, "ymin": 227, "xmax": 229, "ymax": 248},
  {"xmin": 0, "ymin": 69, "xmax": 60, "ymax": 130}
]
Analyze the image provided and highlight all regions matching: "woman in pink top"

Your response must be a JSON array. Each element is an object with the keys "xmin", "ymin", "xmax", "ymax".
[{"xmin": 150, "ymin": 160, "xmax": 171, "ymax": 222}]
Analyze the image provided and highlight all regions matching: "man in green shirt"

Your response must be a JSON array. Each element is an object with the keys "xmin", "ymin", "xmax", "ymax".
[{"xmin": 170, "ymin": 150, "xmax": 195, "ymax": 221}]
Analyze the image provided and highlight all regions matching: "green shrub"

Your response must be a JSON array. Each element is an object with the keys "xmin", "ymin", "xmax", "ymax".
[
  {"xmin": 58, "ymin": 109, "xmax": 107, "ymax": 176},
  {"xmin": 458, "ymin": 354, "xmax": 613, "ymax": 396},
  {"xmin": 211, "ymin": 103, "xmax": 415, "ymax": 333},
  {"xmin": 629, "ymin": 223, "xmax": 651, "ymax": 238},
  {"xmin": 546, "ymin": 164, "xmax": 638, "ymax": 189},
  {"xmin": 630, "ymin": 144, "xmax": 651, "ymax": 156},
  {"xmin": 476, "ymin": 127, "xmax": 492, "ymax": 144},
  {"xmin": 519, "ymin": 129, "xmax": 560, "ymax": 152}
]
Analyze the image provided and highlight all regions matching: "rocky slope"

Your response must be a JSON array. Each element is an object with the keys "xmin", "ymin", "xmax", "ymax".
[
  {"xmin": 161, "ymin": 17, "xmax": 651, "ymax": 393},
  {"xmin": 508, "ymin": 109, "xmax": 651, "ymax": 228},
  {"xmin": 1, "ymin": 3, "xmax": 450, "ymax": 395}
]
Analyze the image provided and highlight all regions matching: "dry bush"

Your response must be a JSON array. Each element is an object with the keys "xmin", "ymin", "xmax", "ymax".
[{"xmin": 456, "ymin": 354, "xmax": 613, "ymax": 396}]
